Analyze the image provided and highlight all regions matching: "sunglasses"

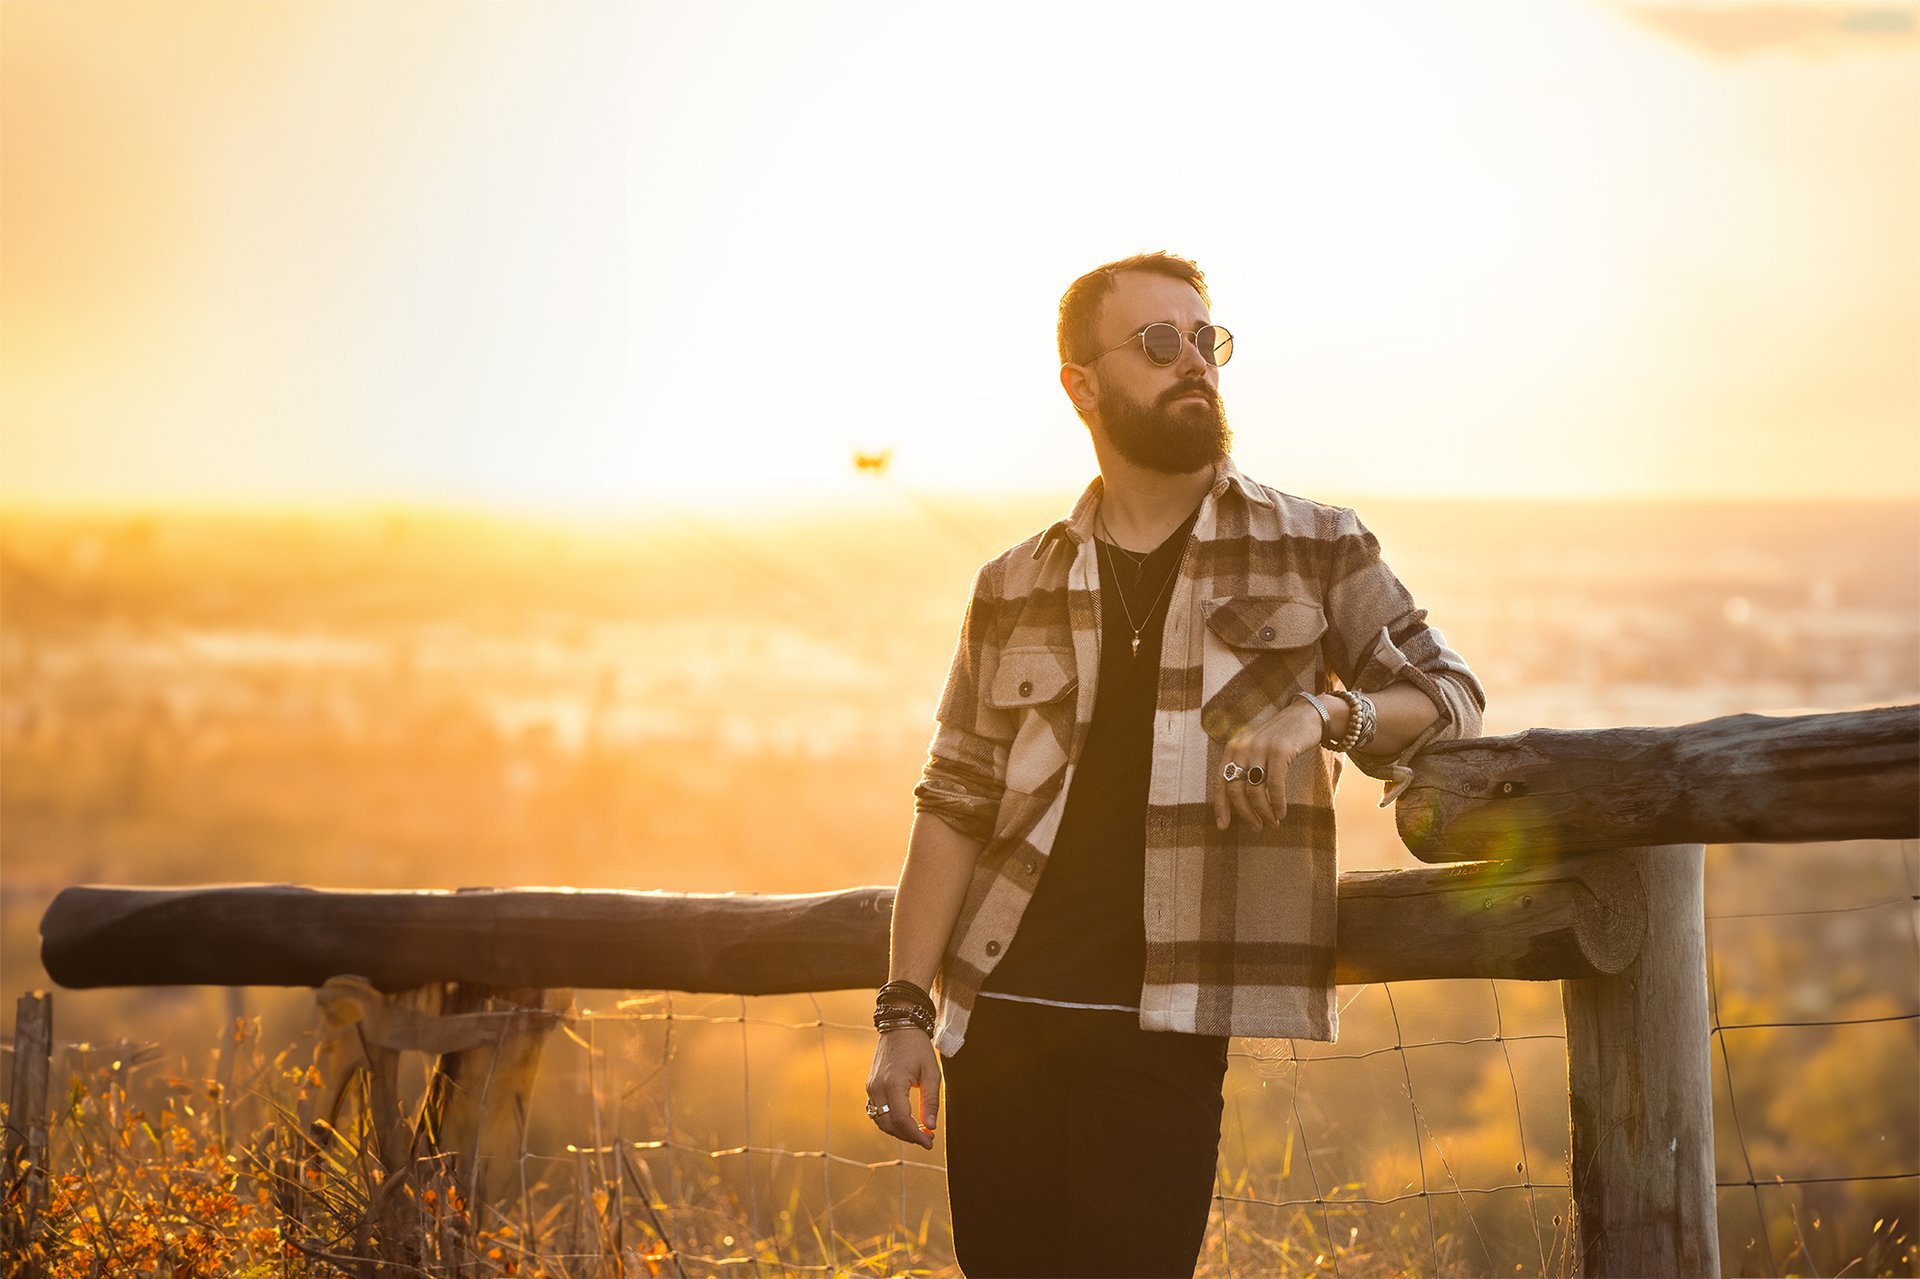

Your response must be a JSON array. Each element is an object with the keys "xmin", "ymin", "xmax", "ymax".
[{"xmin": 1085, "ymin": 322, "xmax": 1234, "ymax": 368}]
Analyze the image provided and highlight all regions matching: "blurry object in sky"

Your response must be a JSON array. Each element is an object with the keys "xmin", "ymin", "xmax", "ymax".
[
  {"xmin": 853, "ymin": 448, "xmax": 893, "ymax": 476},
  {"xmin": 1610, "ymin": 1, "xmax": 1917, "ymax": 60}
]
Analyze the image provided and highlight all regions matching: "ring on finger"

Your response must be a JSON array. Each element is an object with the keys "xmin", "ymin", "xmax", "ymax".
[
  {"xmin": 1222, "ymin": 761, "xmax": 1245, "ymax": 783},
  {"xmin": 865, "ymin": 1101, "xmax": 890, "ymax": 1119},
  {"xmin": 1245, "ymin": 765, "xmax": 1266, "ymax": 787}
]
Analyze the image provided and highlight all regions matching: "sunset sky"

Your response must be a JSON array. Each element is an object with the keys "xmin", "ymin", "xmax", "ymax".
[{"xmin": 2, "ymin": 1, "xmax": 1915, "ymax": 511}]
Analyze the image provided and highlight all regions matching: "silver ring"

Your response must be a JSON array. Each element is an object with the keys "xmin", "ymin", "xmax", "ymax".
[
  {"xmin": 1222, "ymin": 761, "xmax": 1244, "ymax": 783},
  {"xmin": 1245, "ymin": 765, "xmax": 1267, "ymax": 787},
  {"xmin": 865, "ymin": 1102, "xmax": 890, "ymax": 1118}
]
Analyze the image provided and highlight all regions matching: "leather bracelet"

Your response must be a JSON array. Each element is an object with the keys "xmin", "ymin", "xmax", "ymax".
[
  {"xmin": 874, "ymin": 999, "xmax": 933, "ymax": 1025},
  {"xmin": 874, "ymin": 1004, "xmax": 934, "ymax": 1034},
  {"xmin": 877, "ymin": 982, "xmax": 935, "ymax": 1026},
  {"xmin": 1292, "ymin": 691, "xmax": 1336, "ymax": 749}
]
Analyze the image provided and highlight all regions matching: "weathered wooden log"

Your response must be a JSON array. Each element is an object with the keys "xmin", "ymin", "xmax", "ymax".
[
  {"xmin": 43, "ymin": 885, "xmax": 897, "ymax": 994},
  {"xmin": 1396, "ymin": 705, "xmax": 1919, "ymax": 862},
  {"xmin": 1564, "ymin": 844, "xmax": 1718, "ymax": 1278},
  {"xmin": 1335, "ymin": 851, "xmax": 1645, "ymax": 983},
  {"xmin": 41, "ymin": 864, "xmax": 1645, "ymax": 993}
]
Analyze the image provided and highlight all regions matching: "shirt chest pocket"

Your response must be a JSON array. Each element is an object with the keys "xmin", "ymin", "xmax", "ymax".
[
  {"xmin": 1199, "ymin": 596, "xmax": 1328, "ymax": 743},
  {"xmin": 986, "ymin": 646, "xmax": 1078, "ymax": 797}
]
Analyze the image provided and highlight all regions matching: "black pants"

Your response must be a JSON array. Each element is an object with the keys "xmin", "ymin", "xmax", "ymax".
[{"xmin": 942, "ymin": 996, "xmax": 1229, "ymax": 1279}]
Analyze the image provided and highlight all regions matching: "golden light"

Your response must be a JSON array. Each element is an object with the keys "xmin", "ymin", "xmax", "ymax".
[{"xmin": 1, "ymin": 1, "xmax": 1913, "ymax": 511}]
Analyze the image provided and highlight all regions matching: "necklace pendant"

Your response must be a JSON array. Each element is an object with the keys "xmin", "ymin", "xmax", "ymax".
[{"xmin": 1130, "ymin": 634, "xmax": 1141, "ymax": 658}]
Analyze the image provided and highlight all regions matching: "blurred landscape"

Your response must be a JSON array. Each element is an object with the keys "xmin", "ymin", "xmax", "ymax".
[{"xmin": 2, "ymin": 493, "xmax": 1916, "ymax": 1274}]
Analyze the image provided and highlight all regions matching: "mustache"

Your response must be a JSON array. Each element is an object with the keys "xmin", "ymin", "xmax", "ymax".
[{"xmin": 1158, "ymin": 382, "xmax": 1219, "ymax": 409}]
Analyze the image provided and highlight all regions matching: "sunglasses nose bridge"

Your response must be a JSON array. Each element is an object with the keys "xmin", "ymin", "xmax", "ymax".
[{"xmin": 1168, "ymin": 325, "xmax": 1209, "ymax": 371}]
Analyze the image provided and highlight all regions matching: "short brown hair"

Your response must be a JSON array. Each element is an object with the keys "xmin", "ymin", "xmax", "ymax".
[{"xmin": 1056, "ymin": 251, "xmax": 1212, "ymax": 367}]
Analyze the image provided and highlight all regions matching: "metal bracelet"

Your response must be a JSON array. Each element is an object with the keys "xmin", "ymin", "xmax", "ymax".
[{"xmin": 1292, "ymin": 691, "xmax": 1336, "ymax": 749}]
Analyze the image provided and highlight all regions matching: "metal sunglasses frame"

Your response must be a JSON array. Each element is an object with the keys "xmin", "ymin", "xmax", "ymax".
[{"xmin": 1082, "ymin": 321, "xmax": 1234, "ymax": 368}]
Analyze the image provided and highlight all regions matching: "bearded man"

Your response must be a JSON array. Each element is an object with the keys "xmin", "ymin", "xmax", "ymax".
[{"xmin": 865, "ymin": 252, "xmax": 1486, "ymax": 1278}]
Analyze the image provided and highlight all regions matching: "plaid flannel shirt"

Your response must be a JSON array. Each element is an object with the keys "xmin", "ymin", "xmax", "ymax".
[{"xmin": 913, "ymin": 457, "xmax": 1485, "ymax": 1056}]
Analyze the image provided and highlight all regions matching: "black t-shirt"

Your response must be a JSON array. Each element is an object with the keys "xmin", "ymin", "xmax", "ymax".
[{"xmin": 978, "ymin": 502, "xmax": 1202, "ymax": 1007}]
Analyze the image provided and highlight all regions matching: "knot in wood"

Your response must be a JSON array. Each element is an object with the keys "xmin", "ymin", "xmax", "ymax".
[{"xmin": 1568, "ymin": 853, "xmax": 1648, "ymax": 975}]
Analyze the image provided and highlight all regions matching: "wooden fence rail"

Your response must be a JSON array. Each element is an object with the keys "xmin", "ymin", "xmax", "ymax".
[
  {"xmin": 1396, "ymin": 705, "xmax": 1918, "ymax": 859},
  {"xmin": 15, "ymin": 704, "xmax": 1920, "ymax": 1278},
  {"xmin": 40, "ymin": 853, "xmax": 1647, "ymax": 993}
]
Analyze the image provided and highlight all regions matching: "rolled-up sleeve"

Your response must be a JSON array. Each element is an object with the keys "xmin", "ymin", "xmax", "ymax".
[
  {"xmin": 1320, "ymin": 507, "xmax": 1486, "ymax": 805},
  {"xmin": 912, "ymin": 561, "xmax": 1016, "ymax": 841}
]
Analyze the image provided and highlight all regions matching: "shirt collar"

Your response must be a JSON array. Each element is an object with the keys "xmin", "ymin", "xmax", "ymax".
[
  {"xmin": 1031, "ymin": 455, "xmax": 1269, "ymax": 561},
  {"xmin": 1211, "ymin": 455, "xmax": 1272, "ymax": 510}
]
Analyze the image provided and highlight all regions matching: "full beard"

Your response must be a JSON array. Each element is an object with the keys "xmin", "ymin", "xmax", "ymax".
[{"xmin": 1098, "ymin": 381, "xmax": 1233, "ymax": 475}]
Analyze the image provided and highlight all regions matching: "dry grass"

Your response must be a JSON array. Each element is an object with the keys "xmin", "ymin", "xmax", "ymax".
[
  {"xmin": 8, "ymin": 1012, "xmax": 1913, "ymax": 1277},
  {"xmin": 2, "ymin": 1013, "xmax": 1554, "ymax": 1279},
  {"xmin": 3, "ymin": 1023, "xmax": 936, "ymax": 1277}
]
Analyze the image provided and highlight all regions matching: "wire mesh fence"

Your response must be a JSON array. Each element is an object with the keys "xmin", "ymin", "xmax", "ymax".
[
  {"xmin": 1703, "ymin": 838, "xmax": 1919, "ymax": 1277},
  {"xmin": 479, "ymin": 841, "xmax": 1917, "ymax": 1276}
]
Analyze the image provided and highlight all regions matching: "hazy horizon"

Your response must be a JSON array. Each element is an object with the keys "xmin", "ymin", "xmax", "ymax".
[{"xmin": 4, "ymin": 488, "xmax": 1918, "ymax": 523}]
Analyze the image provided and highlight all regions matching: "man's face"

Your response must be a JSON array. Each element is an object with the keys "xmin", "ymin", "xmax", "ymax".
[{"xmin": 1085, "ymin": 272, "xmax": 1232, "ymax": 475}]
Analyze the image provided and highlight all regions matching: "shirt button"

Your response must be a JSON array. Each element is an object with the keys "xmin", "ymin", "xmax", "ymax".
[
  {"xmin": 1017, "ymin": 680, "xmax": 1033, "ymax": 697},
  {"xmin": 984, "ymin": 940, "xmax": 1001, "ymax": 956},
  {"xmin": 1023, "ymin": 857, "xmax": 1038, "ymax": 875},
  {"xmin": 1259, "ymin": 626, "xmax": 1276, "ymax": 641}
]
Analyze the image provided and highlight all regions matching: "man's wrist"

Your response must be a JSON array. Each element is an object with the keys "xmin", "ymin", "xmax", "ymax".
[
  {"xmin": 1291, "ymin": 692, "xmax": 1349, "ymax": 750},
  {"xmin": 875, "ymin": 978, "xmax": 936, "ymax": 1036}
]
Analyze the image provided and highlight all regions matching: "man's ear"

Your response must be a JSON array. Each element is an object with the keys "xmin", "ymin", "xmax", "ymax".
[{"xmin": 1060, "ymin": 362, "xmax": 1099, "ymax": 418}]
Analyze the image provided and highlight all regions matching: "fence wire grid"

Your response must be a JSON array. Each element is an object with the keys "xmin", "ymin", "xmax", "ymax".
[{"xmin": 480, "ymin": 840, "xmax": 1915, "ymax": 1277}]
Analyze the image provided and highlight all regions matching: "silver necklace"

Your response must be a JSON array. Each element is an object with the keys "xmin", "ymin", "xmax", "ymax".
[
  {"xmin": 1097, "ymin": 538, "xmax": 1178, "ymax": 659},
  {"xmin": 1096, "ymin": 508, "xmax": 1150, "ymax": 583}
]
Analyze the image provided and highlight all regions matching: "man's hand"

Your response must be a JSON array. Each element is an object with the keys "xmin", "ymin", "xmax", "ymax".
[
  {"xmin": 1213, "ymin": 699, "xmax": 1325, "ymax": 832},
  {"xmin": 866, "ymin": 1029, "xmax": 940, "ymax": 1148}
]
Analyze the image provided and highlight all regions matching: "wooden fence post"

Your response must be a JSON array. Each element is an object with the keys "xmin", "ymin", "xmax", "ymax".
[
  {"xmin": 425, "ymin": 984, "xmax": 573, "ymax": 1214},
  {"xmin": 4, "ymin": 990, "xmax": 53, "ymax": 1276},
  {"xmin": 1564, "ymin": 844, "xmax": 1718, "ymax": 1278}
]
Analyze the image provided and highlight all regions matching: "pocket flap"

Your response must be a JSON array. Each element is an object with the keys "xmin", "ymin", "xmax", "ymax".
[
  {"xmin": 987, "ymin": 647, "xmax": 1078, "ymax": 708},
  {"xmin": 1203, "ymin": 596, "xmax": 1327, "ymax": 650}
]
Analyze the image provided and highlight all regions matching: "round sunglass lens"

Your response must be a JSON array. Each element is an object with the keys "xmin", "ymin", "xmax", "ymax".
[
  {"xmin": 1140, "ymin": 323, "xmax": 1183, "ymax": 364},
  {"xmin": 1201, "ymin": 325, "xmax": 1233, "ymax": 366}
]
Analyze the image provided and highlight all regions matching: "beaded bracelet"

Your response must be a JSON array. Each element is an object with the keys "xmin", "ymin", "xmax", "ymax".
[{"xmin": 1331, "ymin": 689, "xmax": 1378, "ymax": 754}]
